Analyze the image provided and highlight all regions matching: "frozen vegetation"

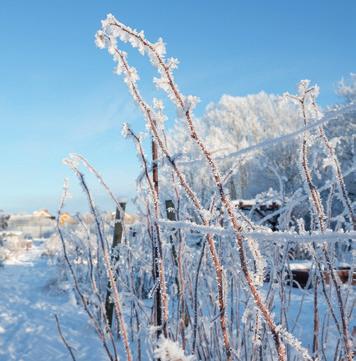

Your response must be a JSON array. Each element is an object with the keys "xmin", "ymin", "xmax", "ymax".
[{"xmin": 1, "ymin": 15, "xmax": 355, "ymax": 361}]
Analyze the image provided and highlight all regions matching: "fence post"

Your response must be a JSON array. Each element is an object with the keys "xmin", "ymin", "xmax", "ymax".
[
  {"xmin": 165, "ymin": 199, "xmax": 180, "ymax": 287},
  {"xmin": 105, "ymin": 202, "xmax": 126, "ymax": 328},
  {"xmin": 165, "ymin": 200, "xmax": 179, "ymax": 260}
]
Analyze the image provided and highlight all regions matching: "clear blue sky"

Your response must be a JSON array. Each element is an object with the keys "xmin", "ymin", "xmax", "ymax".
[{"xmin": 0, "ymin": 0, "xmax": 355, "ymax": 213}]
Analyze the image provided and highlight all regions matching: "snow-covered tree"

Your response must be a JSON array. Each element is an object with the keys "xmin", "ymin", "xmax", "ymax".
[
  {"xmin": 163, "ymin": 85, "xmax": 355, "ymax": 223},
  {"xmin": 337, "ymin": 73, "xmax": 356, "ymax": 103},
  {"xmin": 163, "ymin": 92, "xmax": 302, "ymax": 206}
]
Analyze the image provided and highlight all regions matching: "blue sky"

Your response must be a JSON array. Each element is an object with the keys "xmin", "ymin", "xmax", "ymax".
[{"xmin": 0, "ymin": 0, "xmax": 355, "ymax": 213}]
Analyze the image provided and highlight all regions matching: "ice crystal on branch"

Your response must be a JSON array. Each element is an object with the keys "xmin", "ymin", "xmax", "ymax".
[
  {"xmin": 121, "ymin": 122, "xmax": 130, "ymax": 138},
  {"xmin": 153, "ymin": 98, "xmax": 164, "ymax": 112},
  {"xmin": 95, "ymin": 30, "xmax": 106, "ymax": 49}
]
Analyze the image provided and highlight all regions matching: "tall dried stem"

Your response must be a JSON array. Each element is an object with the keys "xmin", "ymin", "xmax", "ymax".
[
  {"xmin": 114, "ymin": 27, "xmax": 288, "ymax": 361},
  {"xmin": 106, "ymin": 40, "xmax": 232, "ymax": 359},
  {"xmin": 289, "ymin": 82, "xmax": 353, "ymax": 361},
  {"xmin": 57, "ymin": 180, "xmax": 117, "ymax": 361},
  {"xmin": 63, "ymin": 164, "xmax": 133, "ymax": 361},
  {"xmin": 125, "ymin": 127, "xmax": 169, "ymax": 335}
]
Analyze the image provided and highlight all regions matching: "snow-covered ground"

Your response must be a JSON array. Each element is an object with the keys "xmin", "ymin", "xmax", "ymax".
[
  {"xmin": 0, "ymin": 235, "xmax": 354, "ymax": 360},
  {"xmin": 0, "ymin": 239, "xmax": 106, "ymax": 361}
]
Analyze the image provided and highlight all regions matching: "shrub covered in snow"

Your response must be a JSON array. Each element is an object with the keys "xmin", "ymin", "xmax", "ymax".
[{"xmin": 0, "ymin": 232, "xmax": 31, "ymax": 263}]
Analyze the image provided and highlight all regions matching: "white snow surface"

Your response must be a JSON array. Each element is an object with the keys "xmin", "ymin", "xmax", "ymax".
[{"xmin": 0, "ymin": 239, "xmax": 106, "ymax": 361}]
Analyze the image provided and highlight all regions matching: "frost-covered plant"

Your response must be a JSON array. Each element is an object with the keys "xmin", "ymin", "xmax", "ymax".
[
  {"xmin": 286, "ymin": 80, "xmax": 353, "ymax": 361},
  {"xmin": 95, "ymin": 14, "xmax": 322, "ymax": 361},
  {"xmin": 54, "ymin": 14, "xmax": 355, "ymax": 361},
  {"xmin": 60, "ymin": 163, "xmax": 133, "ymax": 361}
]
